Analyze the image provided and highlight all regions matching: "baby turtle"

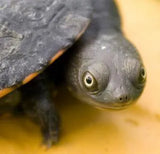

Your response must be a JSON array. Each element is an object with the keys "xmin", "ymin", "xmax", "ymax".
[{"xmin": 0, "ymin": 0, "xmax": 146, "ymax": 147}]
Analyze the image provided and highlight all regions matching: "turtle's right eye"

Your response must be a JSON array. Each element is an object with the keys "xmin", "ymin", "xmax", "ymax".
[{"xmin": 82, "ymin": 71, "xmax": 98, "ymax": 92}]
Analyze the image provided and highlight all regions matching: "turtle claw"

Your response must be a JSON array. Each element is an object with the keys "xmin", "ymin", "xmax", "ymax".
[
  {"xmin": 41, "ymin": 110, "xmax": 60, "ymax": 148},
  {"xmin": 42, "ymin": 127, "xmax": 60, "ymax": 148},
  {"xmin": 42, "ymin": 130, "xmax": 59, "ymax": 148}
]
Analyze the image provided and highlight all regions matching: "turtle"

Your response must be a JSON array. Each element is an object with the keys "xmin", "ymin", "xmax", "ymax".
[{"xmin": 0, "ymin": 0, "xmax": 146, "ymax": 147}]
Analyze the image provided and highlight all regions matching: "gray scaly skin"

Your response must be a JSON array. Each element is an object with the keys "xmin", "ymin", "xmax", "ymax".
[{"xmin": 65, "ymin": 0, "xmax": 146, "ymax": 109}]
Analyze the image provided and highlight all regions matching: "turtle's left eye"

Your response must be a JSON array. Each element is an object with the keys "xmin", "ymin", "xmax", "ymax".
[
  {"xmin": 82, "ymin": 71, "xmax": 98, "ymax": 92},
  {"xmin": 132, "ymin": 66, "xmax": 146, "ymax": 88},
  {"xmin": 138, "ymin": 67, "xmax": 146, "ymax": 84}
]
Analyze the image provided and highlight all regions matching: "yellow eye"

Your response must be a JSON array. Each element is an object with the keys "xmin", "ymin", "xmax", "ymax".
[
  {"xmin": 83, "ymin": 72, "xmax": 98, "ymax": 92},
  {"xmin": 84, "ymin": 73, "xmax": 94, "ymax": 87}
]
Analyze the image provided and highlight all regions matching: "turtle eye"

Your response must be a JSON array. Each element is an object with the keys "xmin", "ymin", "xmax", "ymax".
[
  {"xmin": 138, "ymin": 67, "xmax": 146, "ymax": 84},
  {"xmin": 82, "ymin": 71, "xmax": 98, "ymax": 92},
  {"xmin": 133, "ymin": 66, "xmax": 146, "ymax": 89}
]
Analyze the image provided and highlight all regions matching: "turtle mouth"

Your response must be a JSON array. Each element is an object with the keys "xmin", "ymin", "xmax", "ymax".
[
  {"xmin": 88, "ymin": 100, "xmax": 134, "ymax": 110},
  {"xmin": 83, "ymin": 93, "xmax": 136, "ymax": 110},
  {"xmin": 94, "ymin": 101, "xmax": 133, "ymax": 110},
  {"xmin": 75, "ymin": 93, "xmax": 135, "ymax": 110},
  {"xmin": 68, "ymin": 87, "xmax": 135, "ymax": 110}
]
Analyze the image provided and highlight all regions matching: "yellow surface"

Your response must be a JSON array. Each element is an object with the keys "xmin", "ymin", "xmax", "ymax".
[{"xmin": 0, "ymin": 0, "xmax": 160, "ymax": 153}]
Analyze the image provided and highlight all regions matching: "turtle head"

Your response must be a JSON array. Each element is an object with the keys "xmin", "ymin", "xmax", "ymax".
[{"xmin": 66, "ymin": 33, "xmax": 146, "ymax": 110}]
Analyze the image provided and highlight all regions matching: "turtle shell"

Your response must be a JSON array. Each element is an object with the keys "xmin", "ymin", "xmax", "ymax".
[{"xmin": 0, "ymin": 0, "xmax": 92, "ymax": 97}]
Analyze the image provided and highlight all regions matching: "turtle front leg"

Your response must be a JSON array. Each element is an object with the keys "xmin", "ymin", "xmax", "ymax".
[
  {"xmin": 20, "ymin": 74, "xmax": 60, "ymax": 147},
  {"xmin": 37, "ymin": 99, "xmax": 60, "ymax": 147}
]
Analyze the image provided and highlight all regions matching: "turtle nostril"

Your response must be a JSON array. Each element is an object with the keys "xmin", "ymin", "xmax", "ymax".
[
  {"xmin": 118, "ymin": 95, "xmax": 129, "ymax": 103},
  {"xmin": 119, "ymin": 97, "xmax": 123, "ymax": 101}
]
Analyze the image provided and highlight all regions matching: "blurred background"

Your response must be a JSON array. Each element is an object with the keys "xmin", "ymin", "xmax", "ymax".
[{"xmin": 0, "ymin": 0, "xmax": 160, "ymax": 153}]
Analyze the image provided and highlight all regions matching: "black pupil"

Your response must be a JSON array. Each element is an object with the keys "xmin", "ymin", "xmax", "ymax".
[{"xmin": 86, "ymin": 76, "xmax": 92, "ymax": 84}]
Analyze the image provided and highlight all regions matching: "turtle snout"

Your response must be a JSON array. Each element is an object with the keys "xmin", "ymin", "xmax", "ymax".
[
  {"xmin": 116, "ymin": 93, "xmax": 130, "ymax": 103},
  {"xmin": 112, "ymin": 84, "xmax": 132, "ymax": 104},
  {"xmin": 112, "ymin": 85, "xmax": 131, "ymax": 105}
]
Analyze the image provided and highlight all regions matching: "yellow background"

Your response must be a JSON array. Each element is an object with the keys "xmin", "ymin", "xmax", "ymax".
[{"xmin": 0, "ymin": 0, "xmax": 160, "ymax": 153}]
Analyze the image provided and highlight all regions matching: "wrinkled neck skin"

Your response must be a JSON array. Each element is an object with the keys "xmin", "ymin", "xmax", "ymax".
[{"xmin": 65, "ymin": 0, "xmax": 146, "ymax": 110}]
